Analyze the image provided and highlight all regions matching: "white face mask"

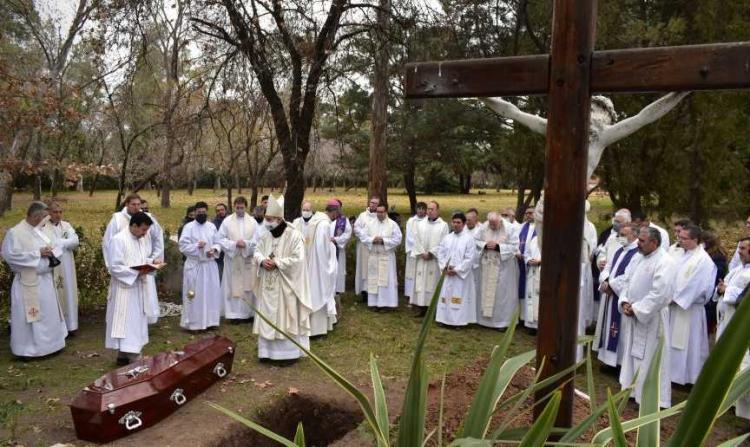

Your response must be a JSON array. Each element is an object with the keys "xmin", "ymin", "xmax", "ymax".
[
  {"xmin": 616, "ymin": 236, "xmax": 629, "ymax": 247},
  {"xmin": 301, "ymin": 210, "xmax": 313, "ymax": 219},
  {"xmin": 264, "ymin": 220, "xmax": 279, "ymax": 231}
]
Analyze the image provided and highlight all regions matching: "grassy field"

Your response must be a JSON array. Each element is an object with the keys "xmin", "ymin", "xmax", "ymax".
[{"xmin": 0, "ymin": 189, "xmax": 746, "ymax": 445}]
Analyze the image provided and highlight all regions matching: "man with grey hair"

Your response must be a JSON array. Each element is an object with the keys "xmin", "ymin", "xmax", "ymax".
[
  {"xmin": 2, "ymin": 201, "xmax": 67, "ymax": 358},
  {"xmin": 619, "ymin": 225, "xmax": 676, "ymax": 409},
  {"xmin": 41, "ymin": 200, "xmax": 80, "ymax": 335},
  {"xmin": 474, "ymin": 211, "xmax": 520, "ymax": 329},
  {"xmin": 596, "ymin": 208, "xmax": 632, "ymax": 271}
]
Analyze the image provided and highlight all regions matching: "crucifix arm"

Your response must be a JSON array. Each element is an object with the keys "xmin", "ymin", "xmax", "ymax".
[
  {"xmin": 482, "ymin": 97, "xmax": 547, "ymax": 136},
  {"xmin": 599, "ymin": 92, "xmax": 690, "ymax": 148}
]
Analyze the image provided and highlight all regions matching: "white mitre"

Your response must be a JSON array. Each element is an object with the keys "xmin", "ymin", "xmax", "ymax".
[{"xmin": 266, "ymin": 194, "xmax": 284, "ymax": 219}]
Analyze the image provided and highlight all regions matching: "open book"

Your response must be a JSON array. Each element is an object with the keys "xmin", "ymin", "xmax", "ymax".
[{"xmin": 130, "ymin": 262, "xmax": 167, "ymax": 273}]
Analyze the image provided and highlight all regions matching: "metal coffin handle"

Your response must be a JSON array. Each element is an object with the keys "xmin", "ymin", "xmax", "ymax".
[
  {"xmin": 213, "ymin": 362, "xmax": 227, "ymax": 378},
  {"xmin": 118, "ymin": 410, "xmax": 143, "ymax": 431},
  {"xmin": 170, "ymin": 388, "xmax": 187, "ymax": 405}
]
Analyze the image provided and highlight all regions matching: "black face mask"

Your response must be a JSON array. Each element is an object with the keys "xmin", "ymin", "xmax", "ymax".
[{"xmin": 195, "ymin": 214, "xmax": 208, "ymax": 224}]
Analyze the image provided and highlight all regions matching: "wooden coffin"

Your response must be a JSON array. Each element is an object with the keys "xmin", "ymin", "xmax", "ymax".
[{"xmin": 70, "ymin": 335, "xmax": 235, "ymax": 443}]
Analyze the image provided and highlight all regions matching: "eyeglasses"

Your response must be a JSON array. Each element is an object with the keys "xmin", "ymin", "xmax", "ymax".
[{"xmin": 500, "ymin": 214, "xmax": 510, "ymax": 217}]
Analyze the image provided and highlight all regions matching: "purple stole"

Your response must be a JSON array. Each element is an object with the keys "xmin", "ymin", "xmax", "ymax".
[
  {"xmin": 517, "ymin": 222, "xmax": 536, "ymax": 301},
  {"xmin": 333, "ymin": 215, "xmax": 347, "ymax": 258},
  {"xmin": 601, "ymin": 246, "xmax": 638, "ymax": 352}
]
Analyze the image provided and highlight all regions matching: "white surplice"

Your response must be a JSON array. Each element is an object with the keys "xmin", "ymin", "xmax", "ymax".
[
  {"xmin": 330, "ymin": 215, "xmax": 352, "ymax": 294},
  {"xmin": 411, "ymin": 218, "xmax": 449, "ymax": 307},
  {"xmin": 105, "ymin": 230, "xmax": 151, "ymax": 354},
  {"xmin": 2, "ymin": 221, "xmax": 67, "ymax": 357},
  {"xmin": 217, "ymin": 213, "xmax": 259, "ymax": 320},
  {"xmin": 593, "ymin": 240, "xmax": 639, "ymax": 367},
  {"xmin": 436, "ymin": 228, "xmax": 478, "ymax": 326},
  {"xmin": 294, "ymin": 213, "xmax": 338, "ymax": 334},
  {"xmin": 253, "ymin": 223, "xmax": 313, "ymax": 360},
  {"xmin": 362, "ymin": 217, "xmax": 402, "ymax": 308},
  {"xmin": 580, "ymin": 219, "xmax": 598, "ymax": 328},
  {"xmin": 42, "ymin": 220, "xmax": 79, "ymax": 332},
  {"xmin": 178, "ymin": 221, "xmax": 222, "ymax": 330},
  {"xmin": 353, "ymin": 210, "xmax": 378, "ymax": 294},
  {"xmin": 474, "ymin": 220, "xmax": 519, "ymax": 329},
  {"xmin": 618, "ymin": 249, "xmax": 675, "ymax": 409},
  {"xmin": 524, "ymin": 235, "xmax": 542, "ymax": 329},
  {"xmin": 716, "ymin": 263, "xmax": 750, "ymax": 419},
  {"xmin": 668, "ymin": 246, "xmax": 716, "ymax": 385},
  {"xmin": 102, "ymin": 208, "xmax": 163, "ymax": 324},
  {"xmin": 404, "ymin": 215, "xmax": 425, "ymax": 298}
]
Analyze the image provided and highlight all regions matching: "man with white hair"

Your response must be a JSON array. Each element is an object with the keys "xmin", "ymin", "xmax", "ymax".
[
  {"xmin": 596, "ymin": 208, "xmax": 632, "ymax": 271},
  {"xmin": 411, "ymin": 201, "xmax": 449, "ymax": 316},
  {"xmin": 475, "ymin": 211, "xmax": 519, "ymax": 329},
  {"xmin": 362, "ymin": 204, "xmax": 402, "ymax": 310},
  {"xmin": 2, "ymin": 201, "xmax": 67, "ymax": 358},
  {"xmin": 41, "ymin": 200, "xmax": 79, "ymax": 335},
  {"xmin": 294, "ymin": 200, "xmax": 337, "ymax": 335},
  {"xmin": 501, "ymin": 207, "xmax": 521, "ymax": 231},
  {"xmin": 594, "ymin": 222, "xmax": 639, "ymax": 367},
  {"xmin": 217, "ymin": 196, "xmax": 259, "ymax": 324},
  {"xmin": 253, "ymin": 195, "xmax": 312, "ymax": 361}
]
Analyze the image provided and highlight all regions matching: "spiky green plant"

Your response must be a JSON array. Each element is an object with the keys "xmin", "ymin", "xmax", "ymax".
[{"xmin": 209, "ymin": 272, "xmax": 750, "ymax": 447}]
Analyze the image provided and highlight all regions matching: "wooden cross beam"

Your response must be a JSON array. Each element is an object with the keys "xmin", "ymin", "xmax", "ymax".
[
  {"xmin": 405, "ymin": 42, "xmax": 750, "ymax": 98},
  {"xmin": 404, "ymin": 0, "xmax": 750, "ymax": 428}
]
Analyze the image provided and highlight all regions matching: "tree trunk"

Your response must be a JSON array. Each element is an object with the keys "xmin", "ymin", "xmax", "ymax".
[
  {"xmin": 282, "ymin": 149, "xmax": 306, "ymax": 219},
  {"xmin": 0, "ymin": 170, "xmax": 14, "ymax": 217},
  {"xmin": 226, "ymin": 182, "xmax": 233, "ymax": 212},
  {"xmin": 403, "ymin": 145, "xmax": 417, "ymax": 215},
  {"xmin": 367, "ymin": 0, "xmax": 390, "ymax": 206}
]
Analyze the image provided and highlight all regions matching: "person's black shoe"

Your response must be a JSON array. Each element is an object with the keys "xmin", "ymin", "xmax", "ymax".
[
  {"xmin": 360, "ymin": 292, "xmax": 368, "ymax": 303},
  {"xmin": 116, "ymin": 355, "xmax": 130, "ymax": 366}
]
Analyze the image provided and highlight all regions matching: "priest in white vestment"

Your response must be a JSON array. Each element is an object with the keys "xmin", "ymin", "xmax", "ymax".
[
  {"xmin": 465, "ymin": 208, "xmax": 483, "ymax": 294},
  {"xmin": 217, "ymin": 197, "xmax": 259, "ymax": 323},
  {"xmin": 179, "ymin": 202, "xmax": 222, "ymax": 331},
  {"xmin": 326, "ymin": 198, "xmax": 352, "ymax": 297},
  {"xmin": 632, "ymin": 212, "xmax": 670, "ymax": 251},
  {"xmin": 580, "ymin": 201, "xmax": 598, "ymax": 329},
  {"xmin": 667, "ymin": 218, "xmax": 691, "ymax": 259},
  {"xmin": 294, "ymin": 201, "xmax": 338, "ymax": 334},
  {"xmin": 595, "ymin": 209, "xmax": 631, "ymax": 272},
  {"xmin": 669, "ymin": 224, "xmax": 716, "ymax": 385},
  {"xmin": 41, "ymin": 201, "xmax": 80, "ymax": 334},
  {"xmin": 729, "ymin": 215, "xmax": 750, "ymax": 270},
  {"xmin": 715, "ymin": 237, "xmax": 750, "ymax": 419},
  {"xmin": 102, "ymin": 193, "xmax": 164, "ymax": 324},
  {"xmin": 436, "ymin": 212, "xmax": 478, "ymax": 326},
  {"xmin": 523, "ymin": 233, "xmax": 542, "ymax": 330},
  {"xmin": 411, "ymin": 201, "xmax": 449, "ymax": 315},
  {"xmin": 619, "ymin": 226, "xmax": 675, "ymax": 409},
  {"xmin": 105, "ymin": 212, "xmax": 157, "ymax": 365},
  {"xmin": 253, "ymin": 195, "xmax": 313, "ymax": 361},
  {"xmin": 594, "ymin": 223, "xmax": 639, "ymax": 367},
  {"xmin": 2, "ymin": 202, "xmax": 67, "ymax": 358},
  {"xmin": 475, "ymin": 212, "xmax": 519, "ymax": 329},
  {"xmin": 361, "ymin": 204, "xmax": 402, "ymax": 309},
  {"xmin": 404, "ymin": 202, "xmax": 427, "ymax": 299},
  {"xmin": 354, "ymin": 197, "xmax": 380, "ymax": 300},
  {"xmin": 516, "ymin": 208, "xmax": 536, "ymax": 321}
]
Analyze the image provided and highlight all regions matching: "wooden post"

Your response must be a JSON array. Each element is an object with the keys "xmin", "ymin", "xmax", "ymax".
[{"xmin": 535, "ymin": 0, "xmax": 597, "ymax": 426}]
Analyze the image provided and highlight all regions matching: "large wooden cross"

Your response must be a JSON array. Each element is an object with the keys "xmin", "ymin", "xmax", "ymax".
[{"xmin": 405, "ymin": 0, "xmax": 750, "ymax": 426}]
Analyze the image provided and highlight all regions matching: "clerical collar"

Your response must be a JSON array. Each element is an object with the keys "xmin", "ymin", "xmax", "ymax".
[
  {"xmin": 428, "ymin": 217, "xmax": 437, "ymax": 222},
  {"xmin": 270, "ymin": 220, "xmax": 287, "ymax": 238},
  {"xmin": 303, "ymin": 216, "xmax": 312, "ymax": 223}
]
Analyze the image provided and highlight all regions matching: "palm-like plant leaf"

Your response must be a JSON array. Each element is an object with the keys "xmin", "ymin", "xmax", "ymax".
[
  {"xmin": 397, "ymin": 272, "xmax": 446, "ymax": 447},
  {"xmin": 206, "ymin": 402, "xmax": 299, "ymax": 447},
  {"xmin": 668, "ymin": 289, "xmax": 750, "ymax": 447}
]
